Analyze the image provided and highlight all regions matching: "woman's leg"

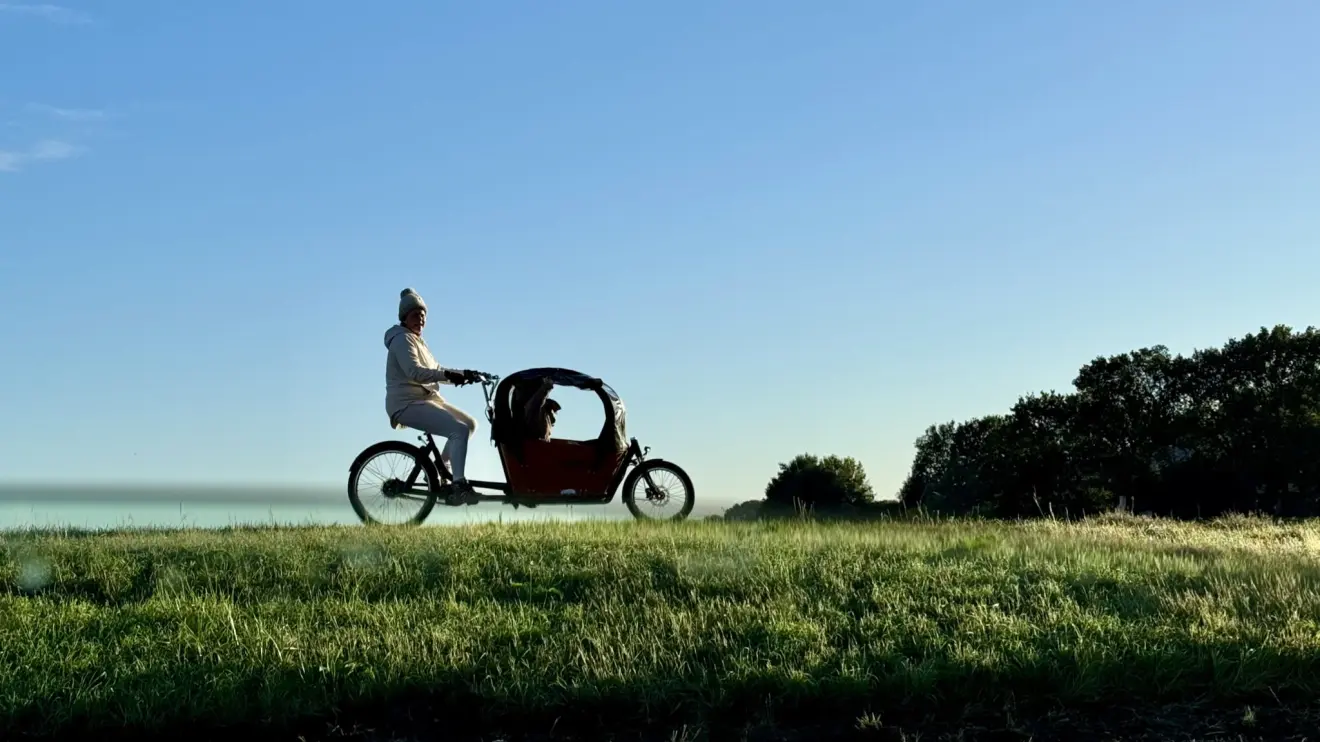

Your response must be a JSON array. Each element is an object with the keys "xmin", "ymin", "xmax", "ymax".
[
  {"xmin": 435, "ymin": 402, "xmax": 477, "ymax": 481},
  {"xmin": 395, "ymin": 401, "xmax": 478, "ymax": 482}
]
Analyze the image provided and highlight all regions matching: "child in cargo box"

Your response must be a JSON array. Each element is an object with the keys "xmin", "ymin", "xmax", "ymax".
[{"xmin": 513, "ymin": 376, "xmax": 560, "ymax": 441}]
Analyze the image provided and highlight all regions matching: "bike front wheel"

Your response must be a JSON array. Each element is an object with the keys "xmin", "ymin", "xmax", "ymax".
[{"xmin": 621, "ymin": 459, "xmax": 695, "ymax": 521}]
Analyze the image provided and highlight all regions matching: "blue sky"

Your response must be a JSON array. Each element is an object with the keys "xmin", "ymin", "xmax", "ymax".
[{"xmin": 2, "ymin": 0, "xmax": 1319, "ymax": 511}]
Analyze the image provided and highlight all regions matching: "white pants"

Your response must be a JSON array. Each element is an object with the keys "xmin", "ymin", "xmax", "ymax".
[{"xmin": 395, "ymin": 401, "xmax": 477, "ymax": 481}]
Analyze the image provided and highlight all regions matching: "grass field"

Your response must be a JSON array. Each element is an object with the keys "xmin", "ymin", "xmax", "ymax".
[{"xmin": 3, "ymin": 513, "xmax": 1320, "ymax": 741}]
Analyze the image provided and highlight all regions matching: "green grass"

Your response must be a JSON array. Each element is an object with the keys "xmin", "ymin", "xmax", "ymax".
[{"xmin": 3, "ymin": 513, "xmax": 1320, "ymax": 739}]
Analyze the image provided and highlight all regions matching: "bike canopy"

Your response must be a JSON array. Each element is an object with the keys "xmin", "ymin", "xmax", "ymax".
[{"xmin": 491, "ymin": 367, "xmax": 627, "ymax": 452}]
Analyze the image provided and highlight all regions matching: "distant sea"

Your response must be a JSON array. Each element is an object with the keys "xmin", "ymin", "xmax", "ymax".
[{"xmin": 0, "ymin": 483, "xmax": 726, "ymax": 531}]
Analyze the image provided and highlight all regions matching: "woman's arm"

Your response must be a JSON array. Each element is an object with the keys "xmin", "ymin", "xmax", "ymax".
[{"xmin": 389, "ymin": 333, "xmax": 461, "ymax": 385}]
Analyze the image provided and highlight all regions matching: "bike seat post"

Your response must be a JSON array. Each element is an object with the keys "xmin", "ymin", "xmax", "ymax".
[{"xmin": 419, "ymin": 433, "xmax": 439, "ymax": 458}]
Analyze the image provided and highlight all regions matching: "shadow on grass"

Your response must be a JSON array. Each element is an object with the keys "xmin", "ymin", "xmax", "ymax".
[{"xmin": 16, "ymin": 680, "xmax": 1320, "ymax": 742}]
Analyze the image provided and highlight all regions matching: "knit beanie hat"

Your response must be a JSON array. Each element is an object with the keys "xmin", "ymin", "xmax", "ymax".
[{"xmin": 398, "ymin": 288, "xmax": 427, "ymax": 321}]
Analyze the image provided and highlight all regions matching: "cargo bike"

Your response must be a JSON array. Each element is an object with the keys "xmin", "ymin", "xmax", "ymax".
[{"xmin": 347, "ymin": 367, "xmax": 695, "ymax": 524}]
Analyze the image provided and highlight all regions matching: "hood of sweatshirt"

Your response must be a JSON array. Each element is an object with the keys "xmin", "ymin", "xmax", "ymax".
[{"xmin": 384, "ymin": 324, "xmax": 409, "ymax": 349}]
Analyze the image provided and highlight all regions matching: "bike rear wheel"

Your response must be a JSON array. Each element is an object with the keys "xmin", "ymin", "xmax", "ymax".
[{"xmin": 347, "ymin": 441, "xmax": 440, "ymax": 525}]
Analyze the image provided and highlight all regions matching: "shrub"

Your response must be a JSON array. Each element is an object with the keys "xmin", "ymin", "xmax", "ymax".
[
  {"xmin": 721, "ymin": 500, "xmax": 764, "ymax": 521},
  {"xmin": 764, "ymin": 454, "xmax": 875, "ymax": 513}
]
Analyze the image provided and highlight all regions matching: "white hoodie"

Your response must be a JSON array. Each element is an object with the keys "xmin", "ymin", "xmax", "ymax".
[{"xmin": 383, "ymin": 325, "xmax": 457, "ymax": 428}]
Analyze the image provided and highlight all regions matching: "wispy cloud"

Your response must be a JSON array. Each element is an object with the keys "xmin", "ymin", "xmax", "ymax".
[
  {"xmin": 25, "ymin": 103, "xmax": 107, "ymax": 121},
  {"xmin": 0, "ymin": 3, "xmax": 90, "ymax": 24},
  {"xmin": 29, "ymin": 139, "xmax": 78, "ymax": 159},
  {"xmin": 1, "ymin": 101, "xmax": 113, "ymax": 172},
  {"xmin": 0, "ymin": 139, "xmax": 82, "ymax": 172}
]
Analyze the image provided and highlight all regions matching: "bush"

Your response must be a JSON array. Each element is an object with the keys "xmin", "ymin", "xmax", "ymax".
[
  {"xmin": 764, "ymin": 454, "xmax": 875, "ymax": 514},
  {"xmin": 721, "ymin": 500, "xmax": 764, "ymax": 521}
]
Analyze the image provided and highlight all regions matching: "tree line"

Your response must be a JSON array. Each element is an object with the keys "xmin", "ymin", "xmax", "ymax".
[
  {"xmin": 898, "ymin": 324, "xmax": 1320, "ymax": 518},
  {"xmin": 718, "ymin": 325, "xmax": 1320, "ymax": 521}
]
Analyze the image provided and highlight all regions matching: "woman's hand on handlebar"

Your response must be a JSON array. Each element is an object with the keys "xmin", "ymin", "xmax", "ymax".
[{"xmin": 445, "ymin": 369, "xmax": 494, "ymax": 385}]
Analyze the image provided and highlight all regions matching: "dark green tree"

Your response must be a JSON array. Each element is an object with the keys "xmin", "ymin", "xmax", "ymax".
[
  {"xmin": 1070, "ymin": 346, "xmax": 1187, "ymax": 507},
  {"xmin": 765, "ymin": 453, "xmax": 875, "ymax": 513}
]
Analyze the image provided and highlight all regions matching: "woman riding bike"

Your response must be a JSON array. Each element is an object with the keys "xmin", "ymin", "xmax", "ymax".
[{"xmin": 384, "ymin": 288, "xmax": 483, "ymax": 504}]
